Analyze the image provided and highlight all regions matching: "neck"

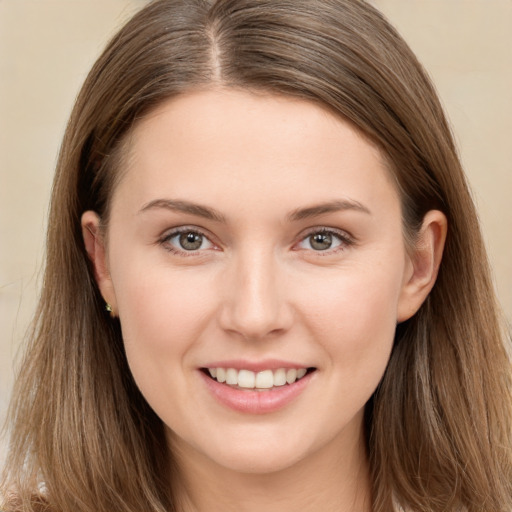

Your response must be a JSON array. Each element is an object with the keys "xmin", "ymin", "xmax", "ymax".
[{"xmin": 169, "ymin": 425, "xmax": 372, "ymax": 512}]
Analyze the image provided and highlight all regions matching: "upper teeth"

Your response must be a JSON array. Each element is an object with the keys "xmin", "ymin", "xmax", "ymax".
[{"xmin": 208, "ymin": 367, "xmax": 308, "ymax": 389}]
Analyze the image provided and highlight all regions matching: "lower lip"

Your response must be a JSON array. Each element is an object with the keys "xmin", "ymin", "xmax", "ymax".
[{"xmin": 200, "ymin": 370, "xmax": 314, "ymax": 414}]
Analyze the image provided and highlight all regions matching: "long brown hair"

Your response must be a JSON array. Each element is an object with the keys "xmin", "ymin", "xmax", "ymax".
[{"xmin": 2, "ymin": 1, "xmax": 511, "ymax": 510}]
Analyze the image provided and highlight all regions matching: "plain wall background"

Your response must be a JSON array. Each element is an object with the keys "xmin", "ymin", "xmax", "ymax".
[{"xmin": 1, "ymin": 0, "xmax": 511, "ymax": 461}]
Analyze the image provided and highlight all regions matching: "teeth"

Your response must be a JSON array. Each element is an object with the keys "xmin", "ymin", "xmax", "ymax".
[
  {"xmin": 255, "ymin": 369, "xmax": 273, "ymax": 389},
  {"xmin": 297, "ymin": 368, "xmax": 307, "ymax": 379},
  {"xmin": 226, "ymin": 368, "xmax": 238, "ymax": 385},
  {"xmin": 216, "ymin": 368, "xmax": 226, "ymax": 383},
  {"xmin": 273, "ymin": 368, "xmax": 287, "ymax": 386},
  {"xmin": 286, "ymin": 368, "xmax": 297, "ymax": 384},
  {"xmin": 206, "ymin": 367, "xmax": 310, "ymax": 389},
  {"xmin": 238, "ymin": 369, "xmax": 256, "ymax": 388}
]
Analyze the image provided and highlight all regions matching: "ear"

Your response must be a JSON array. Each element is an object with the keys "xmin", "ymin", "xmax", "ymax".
[
  {"xmin": 81, "ymin": 210, "xmax": 118, "ymax": 315},
  {"xmin": 397, "ymin": 210, "xmax": 447, "ymax": 323}
]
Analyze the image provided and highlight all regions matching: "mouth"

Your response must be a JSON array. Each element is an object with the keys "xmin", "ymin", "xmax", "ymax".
[{"xmin": 201, "ymin": 367, "xmax": 316, "ymax": 391}]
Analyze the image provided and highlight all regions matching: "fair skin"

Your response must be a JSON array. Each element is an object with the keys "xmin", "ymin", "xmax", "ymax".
[{"xmin": 82, "ymin": 89, "xmax": 446, "ymax": 512}]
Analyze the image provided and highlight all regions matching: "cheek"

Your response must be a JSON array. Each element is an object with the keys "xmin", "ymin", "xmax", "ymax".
[
  {"xmin": 296, "ymin": 258, "xmax": 404, "ymax": 375},
  {"xmin": 109, "ymin": 253, "xmax": 218, "ymax": 385},
  {"xmin": 111, "ymin": 269, "xmax": 220, "ymax": 431},
  {"xmin": 111, "ymin": 240, "xmax": 213, "ymax": 330}
]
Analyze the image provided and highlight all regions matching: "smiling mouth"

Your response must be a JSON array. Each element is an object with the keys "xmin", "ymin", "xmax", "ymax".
[{"xmin": 202, "ymin": 367, "xmax": 316, "ymax": 391}]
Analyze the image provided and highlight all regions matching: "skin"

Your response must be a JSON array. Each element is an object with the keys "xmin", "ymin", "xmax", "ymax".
[{"xmin": 83, "ymin": 89, "xmax": 446, "ymax": 512}]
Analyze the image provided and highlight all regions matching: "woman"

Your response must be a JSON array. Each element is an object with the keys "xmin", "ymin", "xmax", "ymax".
[{"xmin": 2, "ymin": 0, "xmax": 511, "ymax": 511}]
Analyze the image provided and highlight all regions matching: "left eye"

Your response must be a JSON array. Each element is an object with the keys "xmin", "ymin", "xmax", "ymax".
[
  {"xmin": 165, "ymin": 230, "xmax": 214, "ymax": 252},
  {"xmin": 297, "ymin": 230, "xmax": 347, "ymax": 252}
]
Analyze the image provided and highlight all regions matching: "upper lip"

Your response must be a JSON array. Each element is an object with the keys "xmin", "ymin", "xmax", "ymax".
[{"xmin": 201, "ymin": 359, "xmax": 312, "ymax": 373}]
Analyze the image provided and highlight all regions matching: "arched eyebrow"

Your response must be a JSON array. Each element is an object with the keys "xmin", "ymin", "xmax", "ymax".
[
  {"xmin": 139, "ymin": 198, "xmax": 371, "ymax": 223},
  {"xmin": 139, "ymin": 199, "xmax": 227, "ymax": 223},
  {"xmin": 287, "ymin": 199, "xmax": 371, "ymax": 221}
]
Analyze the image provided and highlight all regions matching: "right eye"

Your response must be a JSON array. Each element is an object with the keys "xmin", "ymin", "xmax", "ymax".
[{"xmin": 161, "ymin": 228, "xmax": 215, "ymax": 255}]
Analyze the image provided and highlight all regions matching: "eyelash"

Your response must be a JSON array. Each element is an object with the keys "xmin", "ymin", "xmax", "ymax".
[
  {"xmin": 158, "ymin": 226, "xmax": 354, "ymax": 256},
  {"xmin": 295, "ymin": 227, "xmax": 354, "ymax": 255},
  {"xmin": 159, "ymin": 226, "xmax": 217, "ymax": 257}
]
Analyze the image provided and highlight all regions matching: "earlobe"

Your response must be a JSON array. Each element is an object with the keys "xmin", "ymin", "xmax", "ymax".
[
  {"xmin": 397, "ymin": 210, "xmax": 447, "ymax": 323},
  {"xmin": 81, "ymin": 211, "xmax": 118, "ymax": 315}
]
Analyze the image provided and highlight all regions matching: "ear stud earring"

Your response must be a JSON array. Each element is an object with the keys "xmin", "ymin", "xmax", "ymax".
[{"xmin": 105, "ymin": 303, "xmax": 113, "ymax": 313}]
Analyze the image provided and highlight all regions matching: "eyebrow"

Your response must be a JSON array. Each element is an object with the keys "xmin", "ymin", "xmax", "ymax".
[
  {"xmin": 139, "ymin": 198, "xmax": 371, "ymax": 223},
  {"xmin": 287, "ymin": 199, "xmax": 371, "ymax": 221},
  {"xmin": 139, "ymin": 199, "xmax": 227, "ymax": 222}
]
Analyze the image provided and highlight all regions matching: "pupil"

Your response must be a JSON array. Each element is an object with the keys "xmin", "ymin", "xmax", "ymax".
[
  {"xmin": 179, "ymin": 232, "xmax": 202, "ymax": 250},
  {"xmin": 311, "ymin": 233, "xmax": 332, "ymax": 250}
]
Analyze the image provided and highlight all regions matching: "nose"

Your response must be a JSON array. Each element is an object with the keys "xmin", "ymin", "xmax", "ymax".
[{"xmin": 218, "ymin": 250, "xmax": 294, "ymax": 340}]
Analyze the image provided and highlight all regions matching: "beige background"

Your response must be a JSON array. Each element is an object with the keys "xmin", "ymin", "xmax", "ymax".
[{"xmin": 1, "ymin": 1, "xmax": 511, "ymax": 461}]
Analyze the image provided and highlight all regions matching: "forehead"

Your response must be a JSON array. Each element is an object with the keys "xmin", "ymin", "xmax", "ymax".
[{"xmin": 111, "ymin": 88, "xmax": 399, "ymax": 219}]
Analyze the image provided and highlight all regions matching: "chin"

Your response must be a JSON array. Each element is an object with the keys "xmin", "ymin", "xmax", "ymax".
[
  {"xmin": 208, "ymin": 444, "xmax": 309, "ymax": 475},
  {"xmin": 213, "ymin": 421, "xmax": 341, "ymax": 475}
]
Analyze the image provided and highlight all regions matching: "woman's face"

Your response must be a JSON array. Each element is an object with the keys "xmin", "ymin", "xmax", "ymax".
[{"xmin": 84, "ymin": 89, "xmax": 433, "ymax": 475}]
